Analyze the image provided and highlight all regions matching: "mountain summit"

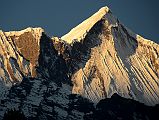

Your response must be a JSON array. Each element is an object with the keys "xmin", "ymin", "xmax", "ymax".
[
  {"xmin": 0, "ymin": 6, "xmax": 159, "ymax": 119},
  {"xmin": 61, "ymin": 7, "xmax": 109, "ymax": 43},
  {"xmin": 61, "ymin": 6, "xmax": 159, "ymax": 105}
]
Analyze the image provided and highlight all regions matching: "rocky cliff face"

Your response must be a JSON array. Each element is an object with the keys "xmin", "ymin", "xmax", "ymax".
[
  {"xmin": 0, "ymin": 6, "xmax": 159, "ymax": 120},
  {"xmin": 0, "ymin": 28, "xmax": 43, "ymax": 83},
  {"xmin": 0, "ymin": 27, "xmax": 93, "ymax": 120}
]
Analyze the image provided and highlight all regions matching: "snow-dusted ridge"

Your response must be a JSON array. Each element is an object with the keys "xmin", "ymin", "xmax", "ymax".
[
  {"xmin": 4, "ymin": 27, "xmax": 44, "ymax": 43},
  {"xmin": 123, "ymin": 25, "xmax": 159, "ymax": 50},
  {"xmin": 4, "ymin": 27, "xmax": 44, "ymax": 36}
]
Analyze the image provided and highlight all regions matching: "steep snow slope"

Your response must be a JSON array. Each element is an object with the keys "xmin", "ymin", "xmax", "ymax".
[
  {"xmin": 61, "ymin": 7, "xmax": 159, "ymax": 105},
  {"xmin": 61, "ymin": 7, "xmax": 109, "ymax": 43}
]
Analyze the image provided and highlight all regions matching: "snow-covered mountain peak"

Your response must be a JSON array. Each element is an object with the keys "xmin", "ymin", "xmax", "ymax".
[
  {"xmin": 60, "ymin": 7, "xmax": 159, "ymax": 106},
  {"xmin": 61, "ymin": 6, "xmax": 109, "ymax": 43}
]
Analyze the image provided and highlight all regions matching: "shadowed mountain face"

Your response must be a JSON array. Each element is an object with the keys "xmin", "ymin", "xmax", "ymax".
[
  {"xmin": 0, "ymin": 7, "xmax": 159, "ymax": 120},
  {"xmin": 84, "ymin": 93, "xmax": 159, "ymax": 120}
]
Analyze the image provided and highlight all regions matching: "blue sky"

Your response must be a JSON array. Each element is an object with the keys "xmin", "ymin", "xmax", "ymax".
[{"xmin": 0, "ymin": 0, "xmax": 158, "ymax": 43}]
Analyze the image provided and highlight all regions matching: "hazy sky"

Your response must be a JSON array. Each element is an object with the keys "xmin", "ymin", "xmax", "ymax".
[{"xmin": 0, "ymin": 0, "xmax": 158, "ymax": 43}]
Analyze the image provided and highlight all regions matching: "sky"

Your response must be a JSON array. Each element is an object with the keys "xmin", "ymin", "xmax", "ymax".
[{"xmin": 0, "ymin": 0, "xmax": 158, "ymax": 43}]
